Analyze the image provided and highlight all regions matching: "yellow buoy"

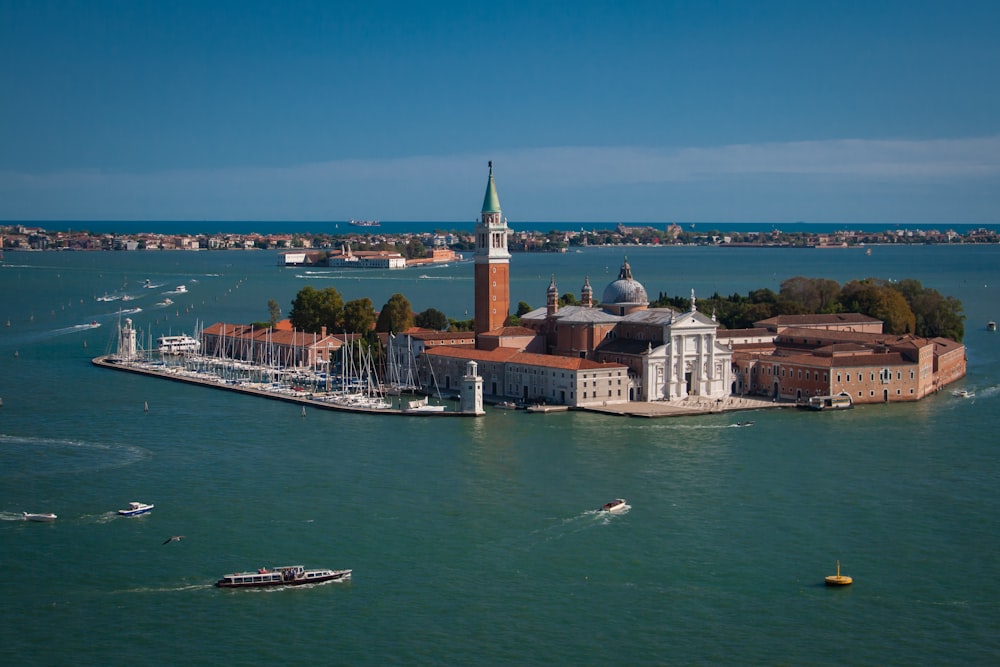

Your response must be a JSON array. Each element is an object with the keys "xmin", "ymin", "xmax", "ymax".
[{"xmin": 825, "ymin": 560, "xmax": 853, "ymax": 586}]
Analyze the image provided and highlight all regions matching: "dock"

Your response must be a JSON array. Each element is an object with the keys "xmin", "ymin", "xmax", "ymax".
[{"xmin": 91, "ymin": 356, "xmax": 480, "ymax": 417}]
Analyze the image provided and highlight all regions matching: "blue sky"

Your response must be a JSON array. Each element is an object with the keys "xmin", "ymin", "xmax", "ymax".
[{"xmin": 1, "ymin": 0, "xmax": 998, "ymax": 223}]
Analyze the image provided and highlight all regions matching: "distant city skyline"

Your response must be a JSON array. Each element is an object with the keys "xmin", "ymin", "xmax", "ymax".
[{"xmin": 1, "ymin": 1, "xmax": 998, "ymax": 223}]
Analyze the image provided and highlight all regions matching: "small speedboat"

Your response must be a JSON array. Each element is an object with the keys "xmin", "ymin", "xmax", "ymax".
[
  {"xmin": 600, "ymin": 498, "xmax": 627, "ymax": 513},
  {"xmin": 23, "ymin": 512, "xmax": 57, "ymax": 522},
  {"xmin": 118, "ymin": 501, "xmax": 154, "ymax": 517},
  {"xmin": 952, "ymin": 389, "xmax": 975, "ymax": 398}
]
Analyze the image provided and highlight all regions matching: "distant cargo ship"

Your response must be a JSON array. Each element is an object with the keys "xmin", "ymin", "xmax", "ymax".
[{"xmin": 349, "ymin": 219, "xmax": 380, "ymax": 227}]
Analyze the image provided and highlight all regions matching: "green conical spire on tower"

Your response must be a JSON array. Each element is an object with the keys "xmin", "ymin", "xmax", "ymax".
[{"xmin": 482, "ymin": 161, "xmax": 501, "ymax": 214}]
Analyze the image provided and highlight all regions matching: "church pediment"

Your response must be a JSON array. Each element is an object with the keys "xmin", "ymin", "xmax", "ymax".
[{"xmin": 665, "ymin": 311, "xmax": 719, "ymax": 334}]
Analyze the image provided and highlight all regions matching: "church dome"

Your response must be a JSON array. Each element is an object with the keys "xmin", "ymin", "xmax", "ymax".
[{"xmin": 601, "ymin": 257, "xmax": 648, "ymax": 306}]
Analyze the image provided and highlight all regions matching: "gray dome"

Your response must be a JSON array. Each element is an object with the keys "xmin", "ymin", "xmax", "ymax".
[{"xmin": 601, "ymin": 258, "xmax": 648, "ymax": 305}]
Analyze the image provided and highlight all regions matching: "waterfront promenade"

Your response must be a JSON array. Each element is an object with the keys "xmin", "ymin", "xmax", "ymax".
[
  {"xmin": 93, "ymin": 354, "xmax": 782, "ymax": 419},
  {"xmin": 582, "ymin": 394, "xmax": 784, "ymax": 418}
]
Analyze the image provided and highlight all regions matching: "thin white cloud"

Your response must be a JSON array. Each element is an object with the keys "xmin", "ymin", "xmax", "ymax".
[{"xmin": 1, "ymin": 136, "xmax": 998, "ymax": 221}]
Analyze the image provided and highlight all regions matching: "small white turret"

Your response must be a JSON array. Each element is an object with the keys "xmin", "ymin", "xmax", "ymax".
[{"xmin": 460, "ymin": 360, "xmax": 485, "ymax": 415}]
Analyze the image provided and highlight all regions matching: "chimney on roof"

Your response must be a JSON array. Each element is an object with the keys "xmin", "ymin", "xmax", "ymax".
[{"xmin": 321, "ymin": 325, "xmax": 327, "ymax": 337}]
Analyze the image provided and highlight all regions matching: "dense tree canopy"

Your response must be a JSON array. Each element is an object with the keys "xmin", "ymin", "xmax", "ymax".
[
  {"xmin": 415, "ymin": 307, "xmax": 449, "ymax": 331},
  {"xmin": 343, "ymin": 297, "xmax": 377, "ymax": 334},
  {"xmin": 779, "ymin": 277, "xmax": 841, "ymax": 313},
  {"xmin": 652, "ymin": 275, "xmax": 964, "ymax": 341},
  {"xmin": 893, "ymin": 278, "xmax": 965, "ymax": 341},
  {"xmin": 840, "ymin": 279, "xmax": 916, "ymax": 335},
  {"xmin": 289, "ymin": 286, "xmax": 344, "ymax": 334},
  {"xmin": 375, "ymin": 293, "xmax": 415, "ymax": 333}
]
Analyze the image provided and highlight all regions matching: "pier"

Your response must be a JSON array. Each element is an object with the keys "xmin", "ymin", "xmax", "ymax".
[{"xmin": 91, "ymin": 355, "xmax": 481, "ymax": 417}]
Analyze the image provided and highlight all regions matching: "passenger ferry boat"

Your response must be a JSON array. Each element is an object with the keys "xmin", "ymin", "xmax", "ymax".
[
  {"xmin": 157, "ymin": 334, "xmax": 201, "ymax": 355},
  {"xmin": 349, "ymin": 219, "xmax": 380, "ymax": 227},
  {"xmin": 802, "ymin": 394, "xmax": 854, "ymax": 411},
  {"xmin": 215, "ymin": 565, "xmax": 352, "ymax": 588}
]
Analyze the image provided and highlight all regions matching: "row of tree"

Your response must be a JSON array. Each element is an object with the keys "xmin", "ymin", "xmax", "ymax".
[
  {"xmin": 284, "ymin": 286, "xmax": 456, "ymax": 336},
  {"xmin": 650, "ymin": 276, "xmax": 965, "ymax": 341},
  {"xmin": 275, "ymin": 275, "xmax": 964, "ymax": 344}
]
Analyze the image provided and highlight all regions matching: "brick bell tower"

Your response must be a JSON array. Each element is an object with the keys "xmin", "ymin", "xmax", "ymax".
[{"xmin": 473, "ymin": 161, "xmax": 511, "ymax": 343}]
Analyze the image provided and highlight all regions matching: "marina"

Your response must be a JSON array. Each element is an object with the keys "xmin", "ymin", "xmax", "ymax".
[{"xmin": 92, "ymin": 354, "xmax": 481, "ymax": 417}]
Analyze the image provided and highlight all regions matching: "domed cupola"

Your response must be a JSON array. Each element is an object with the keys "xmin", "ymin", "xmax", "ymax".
[{"xmin": 601, "ymin": 257, "xmax": 649, "ymax": 316}]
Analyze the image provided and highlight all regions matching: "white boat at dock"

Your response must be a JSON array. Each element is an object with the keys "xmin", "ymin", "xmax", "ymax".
[
  {"xmin": 118, "ymin": 501, "xmax": 154, "ymax": 517},
  {"xmin": 157, "ymin": 334, "xmax": 200, "ymax": 354},
  {"xmin": 801, "ymin": 394, "xmax": 854, "ymax": 411},
  {"xmin": 403, "ymin": 396, "xmax": 446, "ymax": 413},
  {"xmin": 215, "ymin": 565, "xmax": 351, "ymax": 588}
]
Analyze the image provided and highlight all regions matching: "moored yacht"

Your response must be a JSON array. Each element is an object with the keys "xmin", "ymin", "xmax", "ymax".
[{"xmin": 157, "ymin": 334, "xmax": 200, "ymax": 354}]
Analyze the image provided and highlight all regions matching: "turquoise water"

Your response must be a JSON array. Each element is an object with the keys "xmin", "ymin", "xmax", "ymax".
[{"xmin": 1, "ymin": 245, "xmax": 999, "ymax": 665}]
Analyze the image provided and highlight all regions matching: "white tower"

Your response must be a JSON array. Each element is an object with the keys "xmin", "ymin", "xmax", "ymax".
[
  {"xmin": 118, "ymin": 318, "xmax": 138, "ymax": 360},
  {"xmin": 461, "ymin": 360, "xmax": 485, "ymax": 415}
]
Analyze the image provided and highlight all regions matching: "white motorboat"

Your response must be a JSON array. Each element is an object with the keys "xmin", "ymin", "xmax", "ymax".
[
  {"xmin": 23, "ymin": 512, "xmax": 57, "ymax": 522},
  {"xmin": 215, "ymin": 565, "xmax": 352, "ymax": 588},
  {"xmin": 118, "ymin": 501, "xmax": 154, "ymax": 517},
  {"xmin": 403, "ymin": 396, "xmax": 447, "ymax": 413},
  {"xmin": 600, "ymin": 498, "xmax": 628, "ymax": 513},
  {"xmin": 952, "ymin": 389, "xmax": 975, "ymax": 398}
]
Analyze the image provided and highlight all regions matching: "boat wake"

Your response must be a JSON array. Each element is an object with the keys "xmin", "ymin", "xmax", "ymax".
[
  {"xmin": 0, "ymin": 511, "xmax": 32, "ymax": 522},
  {"xmin": 112, "ymin": 583, "xmax": 213, "ymax": 594},
  {"xmin": 972, "ymin": 384, "xmax": 1000, "ymax": 399},
  {"xmin": 526, "ymin": 508, "xmax": 629, "ymax": 544},
  {"xmin": 0, "ymin": 434, "xmax": 151, "ymax": 477},
  {"xmin": 45, "ymin": 322, "xmax": 102, "ymax": 337}
]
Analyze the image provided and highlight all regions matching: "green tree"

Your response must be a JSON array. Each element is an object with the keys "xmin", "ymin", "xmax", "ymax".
[
  {"xmin": 343, "ymin": 297, "xmax": 377, "ymax": 334},
  {"xmin": 375, "ymin": 293, "xmax": 415, "ymax": 333},
  {"xmin": 448, "ymin": 318, "xmax": 475, "ymax": 332},
  {"xmin": 289, "ymin": 285, "xmax": 344, "ymax": 334},
  {"xmin": 894, "ymin": 279, "xmax": 965, "ymax": 341},
  {"xmin": 267, "ymin": 299, "xmax": 282, "ymax": 326},
  {"xmin": 839, "ymin": 279, "xmax": 916, "ymax": 335},
  {"xmin": 405, "ymin": 238, "xmax": 428, "ymax": 259},
  {"xmin": 780, "ymin": 277, "xmax": 841, "ymax": 313},
  {"xmin": 559, "ymin": 292, "xmax": 579, "ymax": 307},
  {"xmin": 415, "ymin": 308, "xmax": 449, "ymax": 330},
  {"xmin": 516, "ymin": 301, "xmax": 533, "ymax": 317}
]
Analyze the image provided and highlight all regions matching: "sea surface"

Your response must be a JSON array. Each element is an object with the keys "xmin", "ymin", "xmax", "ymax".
[{"xmin": 1, "ymin": 243, "xmax": 999, "ymax": 666}]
